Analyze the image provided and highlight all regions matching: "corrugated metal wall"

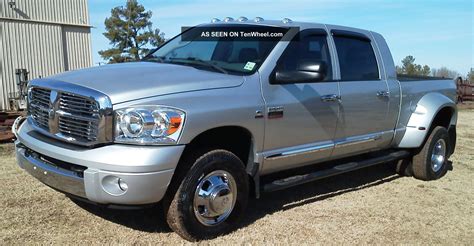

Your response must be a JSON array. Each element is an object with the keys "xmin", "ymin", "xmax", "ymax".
[
  {"xmin": 63, "ymin": 26, "xmax": 92, "ymax": 71},
  {"xmin": 0, "ymin": 0, "xmax": 92, "ymax": 111},
  {"xmin": 0, "ymin": 0, "xmax": 89, "ymax": 25},
  {"xmin": 0, "ymin": 22, "xmax": 4, "ymax": 108}
]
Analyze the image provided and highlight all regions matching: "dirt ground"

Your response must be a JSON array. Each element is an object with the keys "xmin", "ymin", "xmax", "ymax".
[{"xmin": 1, "ymin": 110, "xmax": 473, "ymax": 245}]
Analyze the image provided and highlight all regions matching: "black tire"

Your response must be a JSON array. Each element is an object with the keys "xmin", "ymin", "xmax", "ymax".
[
  {"xmin": 394, "ymin": 158, "xmax": 413, "ymax": 177},
  {"xmin": 412, "ymin": 126, "xmax": 450, "ymax": 181},
  {"xmin": 165, "ymin": 149, "xmax": 249, "ymax": 241}
]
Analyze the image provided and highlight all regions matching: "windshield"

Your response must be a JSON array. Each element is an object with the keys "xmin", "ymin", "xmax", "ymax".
[{"xmin": 145, "ymin": 25, "xmax": 288, "ymax": 75}]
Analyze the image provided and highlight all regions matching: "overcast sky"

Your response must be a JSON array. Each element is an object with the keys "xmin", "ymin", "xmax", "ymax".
[{"xmin": 89, "ymin": 0, "xmax": 473, "ymax": 75}]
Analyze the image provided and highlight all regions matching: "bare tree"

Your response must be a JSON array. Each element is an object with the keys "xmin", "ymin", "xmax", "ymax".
[{"xmin": 432, "ymin": 67, "xmax": 460, "ymax": 78}]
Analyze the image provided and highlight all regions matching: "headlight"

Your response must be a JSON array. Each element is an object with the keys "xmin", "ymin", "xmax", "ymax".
[{"xmin": 115, "ymin": 106, "xmax": 185, "ymax": 145}]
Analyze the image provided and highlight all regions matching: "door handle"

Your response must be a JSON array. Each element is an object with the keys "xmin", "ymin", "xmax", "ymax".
[
  {"xmin": 321, "ymin": 94, "xmax": 341, "ymax": 102},
  {"xmin": 376, "ymin": 91, "xmax": 390, "ymax": 98}
]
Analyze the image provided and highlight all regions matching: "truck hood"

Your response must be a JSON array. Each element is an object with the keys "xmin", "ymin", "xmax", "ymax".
[{"xmin": 49, "ymin": 62, "xmax": 244, "ymax": 104}]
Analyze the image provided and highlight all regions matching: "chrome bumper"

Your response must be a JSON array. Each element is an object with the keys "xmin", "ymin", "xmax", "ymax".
[
  {"xmin": 16, "ymin": 146, "xmax": 87, "ymax": 197},
  {"xmin": 15, "ymin": 121, "xmax": 185, "ymax": 205}
]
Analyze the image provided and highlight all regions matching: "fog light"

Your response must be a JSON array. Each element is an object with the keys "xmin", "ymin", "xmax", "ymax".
[
  {"xmin": 118, "ymin": 178, "xmax": 128, "ymax": 191},
  {"xmin": 102, "ymin": 175, "xmax": 128, "ymax": 195}
]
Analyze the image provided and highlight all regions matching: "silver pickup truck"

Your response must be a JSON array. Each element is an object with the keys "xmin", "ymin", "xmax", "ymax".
[{"xmin": 13, "ymin": 18, "xmax": 457, "ymax": 241}]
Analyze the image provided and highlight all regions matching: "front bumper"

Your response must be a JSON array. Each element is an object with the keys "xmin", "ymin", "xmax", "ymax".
[{"xmin": 15, "ymin": 121, "xmax": 185, "ymax": 205}]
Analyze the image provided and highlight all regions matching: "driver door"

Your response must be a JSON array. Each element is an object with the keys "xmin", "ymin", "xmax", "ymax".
[{"xmin": 260, "ymin": 29, "xmax": 340, "ymax": 175}]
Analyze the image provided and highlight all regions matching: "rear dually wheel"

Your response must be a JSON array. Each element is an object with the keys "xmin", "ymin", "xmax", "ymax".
[{"xmin": 412, "ymin": 126, "xmax": 450, "ymax": 181}]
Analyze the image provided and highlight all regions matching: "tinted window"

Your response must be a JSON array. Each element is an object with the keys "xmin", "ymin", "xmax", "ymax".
[
  {"xmin": 146, "ymin": 25, "xmax": 286, "ymax": 74},
  {"xmin": 276, "ymin": 31, "xmax": 333, "ymax": 81},
  {"xmin": 333, "ymin": 36, "xmax": 379, "ymax": 80}
]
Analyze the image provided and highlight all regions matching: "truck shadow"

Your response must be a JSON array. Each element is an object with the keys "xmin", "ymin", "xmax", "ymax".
[
  {"xmin": 242, "ymin": 160, "xmax": 452, "ymax": 228},
  {"xmin": 72, "ymin": 162, "xmax": 418, "ymax": 234},
  {"xmin": 241, "ymin": 164, "xmax": 401, "ymax": 227},
  {"xmin": 71, "ymin": 199, "xmax": 171, "ymax": 233}
]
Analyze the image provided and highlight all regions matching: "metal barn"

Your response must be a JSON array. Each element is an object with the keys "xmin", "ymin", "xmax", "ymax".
[{"xmin": 0, "ymin": 0, "xmax": 92, "ymax": 111}]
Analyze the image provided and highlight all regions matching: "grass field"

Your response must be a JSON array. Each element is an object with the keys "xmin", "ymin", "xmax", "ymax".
[{"xmin": 1, "ymin": 110, "xmax": 473, "ymax": 244}]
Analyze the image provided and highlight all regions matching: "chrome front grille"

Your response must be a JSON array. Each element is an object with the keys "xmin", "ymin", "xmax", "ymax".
[
  {"xmin": 28, "ymin": 80, "xmax": 113, "ymax": 146},
  {"xmin": 58, "ymin": 117, "xmax": 98, "ymax": 141},
  {"xmin": 58, "ymin": 92, "xmax": 100, "ymax": 142},
  {"xmin": 30, "ymin": 88, "xmax": 51, "ymax": 130},
  {"xmin": 59, "ymin": 93, "xmax": 99, "ymax": 117}
]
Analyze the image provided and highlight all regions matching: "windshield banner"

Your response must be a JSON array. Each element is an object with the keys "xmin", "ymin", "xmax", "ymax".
[{"xmin": 181, "ymin": 26, "xmax": 299, "ymax": 41}]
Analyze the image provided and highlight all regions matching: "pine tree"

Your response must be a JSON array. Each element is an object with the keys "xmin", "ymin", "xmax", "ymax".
[
  {"xmin": 99, "ymin": 0, "xmax": 165, "ymax": 63},
  {"xmin": 398, "ymin": 55, "xmax": 431, "ymax": 76}
]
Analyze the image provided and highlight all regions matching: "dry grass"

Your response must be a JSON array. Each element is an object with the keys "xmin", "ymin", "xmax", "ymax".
[{"xmin": 1, "ymin": 110, "xmax": 473, "ymax": 245}]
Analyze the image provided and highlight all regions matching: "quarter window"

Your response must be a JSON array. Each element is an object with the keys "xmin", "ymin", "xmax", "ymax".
[{"xmin": 333, "ymin": 36, "xmax": 379, "ymax": 81}]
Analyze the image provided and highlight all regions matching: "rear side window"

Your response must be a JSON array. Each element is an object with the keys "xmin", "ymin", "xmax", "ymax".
[{"xmin": 333, "ymin": 36, "xmax": 379, "ymax": 81}]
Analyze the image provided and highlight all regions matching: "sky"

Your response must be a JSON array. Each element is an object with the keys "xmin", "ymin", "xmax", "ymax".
[{"xmin": 89, "ymin": 0, "xmax": 474, "ymax": 75}]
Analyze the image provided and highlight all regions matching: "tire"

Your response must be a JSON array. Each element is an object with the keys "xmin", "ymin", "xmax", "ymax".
[
  {"xmin": 165, "ymin": 149, "xmax": 249, "ymax": 241},
  {"xmin": 412, "ymin": 126, "xmax": 450, "ymax": 181},
  {"xmin": 395, "ymin": 158, "xmax": 413, "ymax": 177}
]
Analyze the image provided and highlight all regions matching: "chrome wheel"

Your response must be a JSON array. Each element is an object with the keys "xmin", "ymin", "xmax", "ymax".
[
  {"xmin": 193, "ymin": 170, "xmax": 237, "ymax": 226},
  {"xmin": 431, "ymin": 139, "xmax": 446, "ymax": 172}
]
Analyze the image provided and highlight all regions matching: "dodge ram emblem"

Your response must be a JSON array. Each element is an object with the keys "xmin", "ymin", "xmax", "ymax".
[{"xmin": 48, "ymin": 91, "xmax": 58, "ymax": 119}]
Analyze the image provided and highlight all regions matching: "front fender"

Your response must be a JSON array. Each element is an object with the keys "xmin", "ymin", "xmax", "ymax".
[{"xmin": 397, "ymin": 92, "xmax": 456, "ymax": 148}]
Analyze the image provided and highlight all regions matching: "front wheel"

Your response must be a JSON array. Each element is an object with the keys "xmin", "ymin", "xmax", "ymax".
[
  {"xmin": 165, "ymin": 149, "xmax": 249, "ymax": 241},
  {"xmin": 412, "ymin": 126, "xmax": 450, "ymax": 181}
]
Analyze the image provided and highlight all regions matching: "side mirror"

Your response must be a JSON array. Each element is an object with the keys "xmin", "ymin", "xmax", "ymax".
[{"xmin": 271, "ymin": 60, "xmax": 328, "ymax": 84}]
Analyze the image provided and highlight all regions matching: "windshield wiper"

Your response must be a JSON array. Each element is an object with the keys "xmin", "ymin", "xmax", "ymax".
[
  {"xmin": 169, "ymin": 57, "xmax": 228, "ymax": 74},
  {"xmin": 143, "ymin": 56, "xmax": 165, "ymax": 63}
]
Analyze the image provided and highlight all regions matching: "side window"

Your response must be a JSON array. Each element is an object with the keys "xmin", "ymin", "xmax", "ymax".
[
  {"xmin": 276, "ymin": 31, "xmax": 333, "ymax": 81},
  {"xmin": 333, "ymin": 36, "xmax": 379, "ymax": 81}
]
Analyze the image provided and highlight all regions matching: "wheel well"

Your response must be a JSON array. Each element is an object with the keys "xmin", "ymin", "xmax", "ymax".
[
  {"xmin": 183, "ymin": 126, "xmax": 258, "ymax": 198},
  {"xmin": 430, "ymin": 107, "xmax": 455, "ymax": 130},
  {"xmin": 430, "ymin": 107, "xmax": 456, "ymax": 156},
  {"xmin": 163, "ymin": 126, "xmax": 256, "ymax": 204},
  {"xmin": 183, "ymin": 126, "xmax": 253, "ymax": 166}
]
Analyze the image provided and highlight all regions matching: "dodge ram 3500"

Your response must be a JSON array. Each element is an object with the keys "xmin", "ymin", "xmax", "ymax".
[{"xmin": 13, "ymin": 18, "xmax": 457, "ymax": 241}]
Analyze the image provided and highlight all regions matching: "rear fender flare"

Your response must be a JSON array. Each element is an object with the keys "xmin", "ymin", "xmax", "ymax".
[{"xmin": 397, "ymin": 92, "xmax": 456, "ymax": 148}]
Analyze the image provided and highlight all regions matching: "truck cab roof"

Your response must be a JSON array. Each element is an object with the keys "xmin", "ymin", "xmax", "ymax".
[{"xmin": 200, "ymin": 17, "xmax": 381, "ymax": 37}]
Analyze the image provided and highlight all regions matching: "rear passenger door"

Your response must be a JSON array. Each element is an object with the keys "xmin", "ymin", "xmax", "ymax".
[{"xmin": 329, "ymin": 30, "xmax": 393, "ymax": 158}]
